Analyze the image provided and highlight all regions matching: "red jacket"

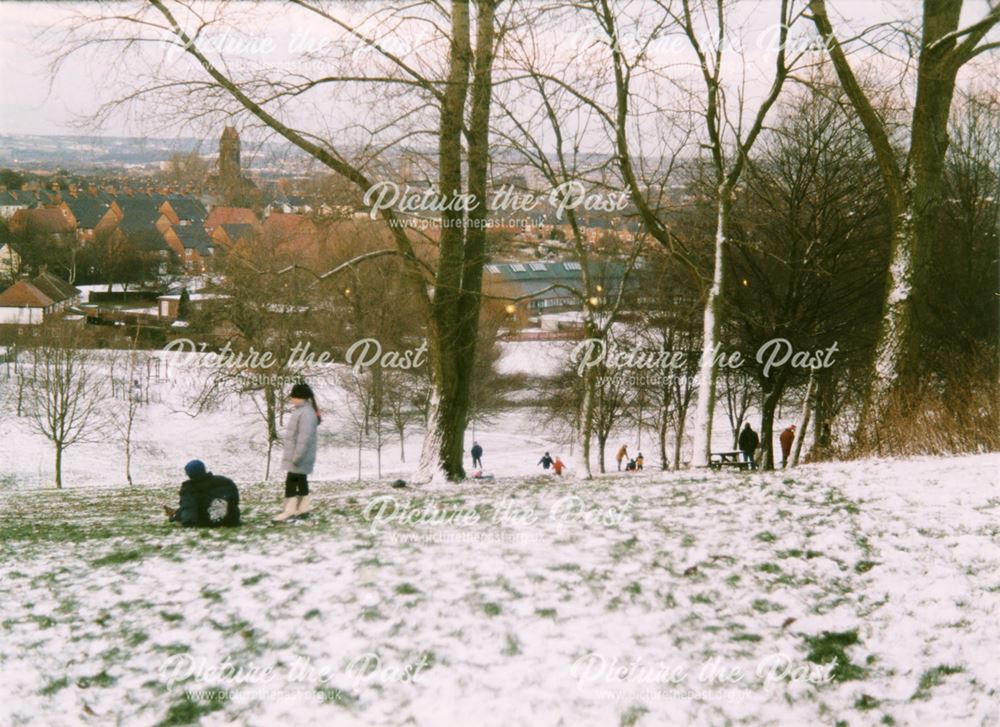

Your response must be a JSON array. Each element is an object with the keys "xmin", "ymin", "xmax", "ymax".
[{"xmin": 779, "ymin": 428, "xmax": 795, "ymax": 454}]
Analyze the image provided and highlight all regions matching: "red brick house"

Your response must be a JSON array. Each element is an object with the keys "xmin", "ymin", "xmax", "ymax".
[{"xmin": 0, "ymin": 271, "xmax": 81, "ymax": 325}]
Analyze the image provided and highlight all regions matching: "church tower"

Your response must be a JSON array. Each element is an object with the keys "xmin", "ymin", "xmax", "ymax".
[{"xmin": 218, "ymin": 126, "xmax": 241, "ymax": 192}]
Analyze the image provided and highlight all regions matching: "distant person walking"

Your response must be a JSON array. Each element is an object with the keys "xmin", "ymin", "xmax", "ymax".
[
  {"xmin": 274, "ymin": 382, "xmax": 321, "ymax": 523},
  {"xmin": 553, "ymin": 456, "xmax": 566, "ymax": 476},
  {"xmin": 163, "ymin": 460, "xmax": 241, "ymax": 527},
  {"xmin": 471, "ymin": 442, "xmax": 483, "ymax": 469},
  {"xmin": 538, "ymin": 452, "xmax": 553, "ymax": 470},
  {"xmin": 615, "ymin": 444, "xmax": 629, "ymax": 471},
  {"xmin": 738, "ymin": 423, "xmax": 760, "ymax": 470},
  {"xmin": 779, "ymin": 425, "xmax": 796, "ymax": 469}
]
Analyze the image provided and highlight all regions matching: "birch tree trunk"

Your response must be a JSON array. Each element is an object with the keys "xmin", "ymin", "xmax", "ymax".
[
  {"xmin": 791, "ymin": 371, "xmax": 817, "ymax": 467},
  {"xmin": 691, "ymin": 193, "xmax": 729, "ymax": 466}
]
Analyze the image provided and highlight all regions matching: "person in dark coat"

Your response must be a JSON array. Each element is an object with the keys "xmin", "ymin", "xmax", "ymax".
[
  {"xmin": 163, "ymin": 460, "xmax": 241, "ymax": 527},
  {"xmin": 538, "ymin": 452, "xmax": 553, "ymax": 470},
  {"xmin": 471, "ymin": 442, "xmax": 483, "ymax": 469},
  {"xmin": 738, "ymin": 423, "xmax": 760, "ymax": 470},
  {"xmin": 779, "ymin": 425, "xmax": 796, "ymax": 468}
]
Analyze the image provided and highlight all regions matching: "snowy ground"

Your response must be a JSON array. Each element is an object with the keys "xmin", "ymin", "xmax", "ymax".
[
  {"xmin": 0, "ymin": 343, "xmax": 582, "ymax": 488},
  {"xmin": 2, "ymin": 344, "xmax": 998, "ymax": 724},
  {"xmin": 2, "ymin": 454, "xmax": 998, "ymax": 726}
]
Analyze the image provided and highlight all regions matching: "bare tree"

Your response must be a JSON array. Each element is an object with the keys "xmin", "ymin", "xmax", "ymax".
[
  {"xmin": 808, "ymin": 0, "xmax": 1000, "ymax": 452},
  {"xmin": 719, "ymin": 365, "xmax": 754, "ymax": 449},
  {"xmin": 655, "ymin": 0, "xmax": 805, "ymax": 466},
  {"xmin": 162, "ymin": 149, "xmax": 209, "ymax": 189},
  {"xmin": 111, "ymin": 329, "xmax": 148, "ymax": 486},
  {"xmin": 57, "ymin": 0, "xmax": 504, "ymax": 482},
  {"xmin": 727, "ymin": 79, "xmax": 889, "ymax": 468},
  {"xmin": 24, "ymin": 325, "xmax": 107, "ymax": 488}
]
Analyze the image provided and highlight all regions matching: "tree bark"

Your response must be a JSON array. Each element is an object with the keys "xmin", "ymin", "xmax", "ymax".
[
  {"xmin": 691, "ymin": 193, "xmax": 729, "ymax": 466},
  {"xmin": 791, "ymin": 371, "xmax": 817, "ymax": 466},
  {"xmin": 658, "ymin": 378, "xmax": 671, "ymax": 471},
  {"xmin": 55, "ymin": 444, "xmax": 63, "ymax": 489},
  {"xmin": 758, "ymin": 373, "xmax": 788, "ymax": 471},
  {"xmin": 574, "ymin": 364, "xmax": 596, "ymax": 480},
  {"xmin": 810, "ymin": 0, "xmax": 1000, "ymax": 452},
  {"xmin": 416, "ymin": 0, "xmax": 496, "ymax": 483},
  {"xmin": 672, "ymin": 416, "xmax": 686, "ymax": 470}
]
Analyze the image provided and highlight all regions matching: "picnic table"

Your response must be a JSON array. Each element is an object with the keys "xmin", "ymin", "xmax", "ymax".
[{"xmin": 708, "ymin": 450, "xmax": 751, "ymax": 471}]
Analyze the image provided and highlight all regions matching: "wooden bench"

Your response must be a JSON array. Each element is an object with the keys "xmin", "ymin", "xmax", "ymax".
[{"xmin": 709, "ymin": 450, "xmax": 751, "ymax": 471}]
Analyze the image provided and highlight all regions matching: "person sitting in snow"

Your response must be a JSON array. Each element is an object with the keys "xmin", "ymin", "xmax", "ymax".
[
  {"xmin": 552, "ymin": 456, "xmax": 566, "ymax": 476},
  {"xmin": 625, "ymin": 458, "xmax": 637, "ymax": 472},
  {"xmin": 163, "ymin": 460, "xmax": 241, "ymax": 527},
  {"xmin": 538, "ymin": 452, "xmax": 553, "ymax": 470}
]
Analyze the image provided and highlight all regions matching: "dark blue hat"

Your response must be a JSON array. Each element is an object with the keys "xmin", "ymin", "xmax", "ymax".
[{"xmin": 184, "ymin": 459, "xmax": 206, "ymax": 479}]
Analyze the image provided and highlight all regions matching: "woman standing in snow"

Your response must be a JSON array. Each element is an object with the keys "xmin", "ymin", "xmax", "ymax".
[{"xmin": 274, "ymin": 382, "xmax": 321, "ymax": 523}]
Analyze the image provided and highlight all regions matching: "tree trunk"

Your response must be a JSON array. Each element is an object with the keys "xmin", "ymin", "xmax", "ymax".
[
  {"xmin": 791, "ymin": 372, "xmax": 817, "ymax": 467},
  {"xmin": 811, "ymin": 368, "xmax": 832, "ymax": 459},
  {"xmin": 125, "ymin": 416, "xmax": 134, "ymax": 486},
  {"xmin": 597, "ymin": 432, "xmax": 608, "ymax": 474},
  {"xmin": 264, "ymin": 383, "xmax": 278, "ymax": 480},
  {"xmin": 658, "ymin": 407, "xmax": 669, "ymax": 471},
  {"xmin": 759, "ymin": 385, "xmax": 780, "ymax": 471},
  {"xmin": 857, "ymin": 202, "xmax": 915, "ymax": 452},
  {"xmin": 357, "ymin": 427, "xmax": 363, "ymax": 482},
  {"xmin": 376, "ymin": 412, "xmax": 382, "ymax": 479},
  {"xmin": 415, "ymin": 0, "xmax": 495, "ymax": 483},
  {"xmin": 54, "ymin": 444, "xmax": 63, "ymax": 489},
  {"xmin": 691, "ymin": 194, "xmax": 730, "ymax": 466},
  {"xmin": 265, "ymin": 438, "xmax": 274, "ymax": 481},
  {"xmin": 672, "ymin": 415, "xmax": 686, "ymax": 470},
  {"xmin": 573, "ymin": 320, "xmax": 601, "ymax": 480},
  {"xmin": 574, "ymin": 366, "xmax": 596, "ymax": 479}
]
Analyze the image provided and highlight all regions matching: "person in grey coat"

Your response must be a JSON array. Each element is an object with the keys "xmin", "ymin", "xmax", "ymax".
[{"xmin": 274, "ymin": 382, "xmax": 321, "ymax": 522}]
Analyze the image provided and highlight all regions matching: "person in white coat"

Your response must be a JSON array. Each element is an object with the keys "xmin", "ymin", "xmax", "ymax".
[{"xmin": 274, "ymin": 382, "xmax": 321, "ymax": 522}]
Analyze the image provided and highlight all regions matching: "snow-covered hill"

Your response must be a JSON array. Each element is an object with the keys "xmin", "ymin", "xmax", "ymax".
[{"xmin": 1, "ymin": 454, "xmax": 997, "ymax": 726}]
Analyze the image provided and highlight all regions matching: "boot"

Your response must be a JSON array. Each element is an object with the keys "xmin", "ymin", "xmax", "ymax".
[
  {"xmin": 273, "ymin": 497, "xmax": 298, "ymax": 523},
  {"xmin": 294, "ymin": 495, "xmax": 313, "ymax": 519}
]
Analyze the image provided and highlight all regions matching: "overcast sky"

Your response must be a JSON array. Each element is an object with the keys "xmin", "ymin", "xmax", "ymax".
[{"xmin": 0, "ymin": 1, "xmax": 997, "ymax": 139}]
